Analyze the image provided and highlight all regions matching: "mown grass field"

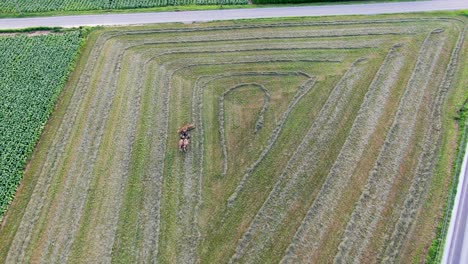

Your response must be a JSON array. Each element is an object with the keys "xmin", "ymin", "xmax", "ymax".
[{"xmin": 0, "ymin": 14, "xmax": 466, "ymax": 263}]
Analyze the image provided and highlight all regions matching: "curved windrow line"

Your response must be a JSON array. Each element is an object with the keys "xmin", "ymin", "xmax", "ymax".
[
  {"xmin": 194, "ymin": 71, "xmax": 308, "ymax": 181},
  {"xmin": 228, "ymin": 58, "xmax": 367, "ymax": 263},
  {"xmin": 108, "ymin": 51, "xmax": 302, "ymax": 263},
  {"xmin": 185, "ymin": 70, "xmax": 321, "ymax": 246},
  {"xmin": 188, "ymin": 70, "xmax": 312, "ymax": 259},
  {"xmin": 113, "ymin": 31, "xmax": 343, "ymax": 259},
  {"xmin": 5, "ymin": 36, "xmax": 125, "ymax": 263},
  {"xmin": 112, "ymin": 46, "xmax": 331, "ymax": 262},
  {"xmin": 187, "ymin": 69, "xmax": 314, "ymax": 262},
  {"xmin": 281, "ymin": 44, "xmax": 406, "ymax": 263},
  {"xmin": 381, "ymin": 27, "xmax": 466, "ymax": 263},
  {"xmin": 334, "ymin": 28, "xmax": 447, "ymax": 264},
  {"xmin": 109, "ymin": 39, "xmax": 350, "ymax": 263},
  {"xmin": 225, "ymin": 75, "xmax": 318, "ymax": 207},
  {"xmin": 219, "ymin": 83, "xmax": 271, "ymax": 177}
]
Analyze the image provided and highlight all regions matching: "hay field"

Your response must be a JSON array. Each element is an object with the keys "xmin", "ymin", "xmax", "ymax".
[{"xmin": 0, "ymin": 14, "xmax": 466, "ymax": 263}]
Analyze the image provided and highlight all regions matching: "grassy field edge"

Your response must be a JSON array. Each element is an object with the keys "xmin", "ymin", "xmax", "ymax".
[
  {"xmin": 426, "ymin": 25, "xmax": 468, "ymax": 263},
  {"xmin": 0, "ymin": 26, "xmax": 97, "ymax": 261}
]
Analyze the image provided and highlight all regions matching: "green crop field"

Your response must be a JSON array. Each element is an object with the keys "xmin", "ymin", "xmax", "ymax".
[
  {"xmin": 0, "ymin": 30, "xmax": 84, "ymax": 220},
  {"xmin": 0, "ymin": 14, "xmax": 466, "ymax": 263},
  {"xmin": 0, "ymin": 0, "xmax": 248, "ymax": 15}
]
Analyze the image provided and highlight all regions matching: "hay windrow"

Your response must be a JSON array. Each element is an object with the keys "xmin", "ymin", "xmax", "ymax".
[
  {"xmin": 282, "ymin": 44, "xmax": 406, "ymax": 263},
  {"xmin": 334, "ymin": 28, "xmax": 448, "ymax": 263},
  {"xmin": 381, "ymin": 27, "xmax": 466, "ymax": 264}
]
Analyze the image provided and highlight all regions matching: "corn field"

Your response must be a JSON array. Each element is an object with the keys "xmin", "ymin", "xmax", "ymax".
[
  {"xmin": 0, "ymin": 31, "xmax": 83, "ymax": 220},
  {"xmin": 0, "ymin": 0, "xmax": 248, "ymax": 15}
]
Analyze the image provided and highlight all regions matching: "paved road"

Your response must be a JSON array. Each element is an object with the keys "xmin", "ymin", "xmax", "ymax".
[
  {"xmin": 0, "ymin": 0, "xmax": 467, "ymax": 29},
  {"xmin": 443, "ymin": 136, "xmax": 468, "ymax": 264}
]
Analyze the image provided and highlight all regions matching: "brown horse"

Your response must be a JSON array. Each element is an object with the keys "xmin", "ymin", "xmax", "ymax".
[
  {"xmin": 179, "ymin": 138, "xmax": 189, "ymax": 152},
  {"xmin": 178, "ymin": 139, "xmax": 184, "ymax": 151},
  {"xmin": 178, "ymin": 123, "xmax": 194, "ymax": 152},
  {"xmin": 177, "ymin": 123, "xmax": 195, "ymax": 134}
]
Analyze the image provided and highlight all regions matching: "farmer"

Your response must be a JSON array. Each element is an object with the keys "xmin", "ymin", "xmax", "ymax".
[{"xmin": 180, "ymin": 129, "xmax": 190, "ymax": 140}]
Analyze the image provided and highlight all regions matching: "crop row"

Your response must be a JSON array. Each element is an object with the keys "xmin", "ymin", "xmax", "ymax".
[
  {"xmin": 0, "ymin": 31, "xmax": 83, "ymax": 221},
  {"xmin": 7, "ymin": 35, "xmax": 128, "ymax": 263},
  {"xmin": 0, "ymin": 0, "xmax": 247, "ymax": 14}
]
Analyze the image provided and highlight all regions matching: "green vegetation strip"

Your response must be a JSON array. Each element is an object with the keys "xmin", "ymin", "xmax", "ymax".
[
  {"xmin": 0, "ymin": 0, "xmax": 247, "ymax": 15},
  {"xmin": 0, "ymin": 30, "xmax": 86, "ymax": 220}
]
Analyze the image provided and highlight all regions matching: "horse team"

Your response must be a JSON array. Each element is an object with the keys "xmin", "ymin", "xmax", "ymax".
[{"xmin": 178, "ymin": 124, "xmax": 195, "ymax": 152}]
